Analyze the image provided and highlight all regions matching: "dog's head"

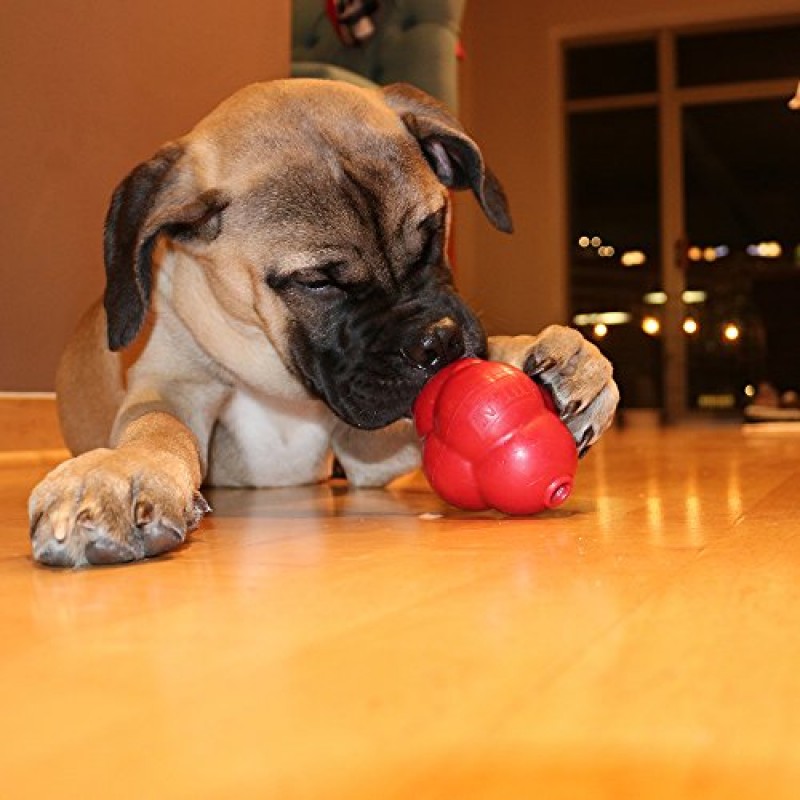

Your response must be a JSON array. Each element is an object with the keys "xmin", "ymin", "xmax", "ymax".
[{"xmin": 103, "ymin": 80, "xmax": 512, "ymax": 429}]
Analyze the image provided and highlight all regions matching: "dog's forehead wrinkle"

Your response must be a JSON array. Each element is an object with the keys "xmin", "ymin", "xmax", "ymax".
[{"xmin": 238, "ymin": 170, "xmax": 430, "ymax": 278}]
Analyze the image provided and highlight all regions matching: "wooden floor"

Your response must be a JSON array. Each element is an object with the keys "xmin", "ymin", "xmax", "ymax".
[{"xmin": 3, "ymin": 424, "xmax": 800, "ymax": 798}]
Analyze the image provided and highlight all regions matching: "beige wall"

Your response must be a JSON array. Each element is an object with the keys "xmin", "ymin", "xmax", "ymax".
[
  {"xmin": 4, "ymin": 0, "xmax": 796, "ymax": 389},
  {"xmin": 0, "ymin": 0, "xmax": 289, "ymax": 390},
  {"xmin": 456, "ymin": 0, "xmax": 800, "ymax": 337}
]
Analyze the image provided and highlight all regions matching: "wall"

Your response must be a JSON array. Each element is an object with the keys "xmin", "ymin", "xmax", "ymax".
[
  {"xmin": 456, "ymin": 0, "xmax": 800, "ymax": 338},
  {"xmin": 0, "ymin": 0, "xmax": 289, "ymax": 390},
  {"xmin": 4, "ymin": 0, "xmax": 795, "ymax": 387}
]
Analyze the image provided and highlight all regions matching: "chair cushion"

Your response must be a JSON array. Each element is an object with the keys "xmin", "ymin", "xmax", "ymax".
[{"xmin": 290, "ymin": 61, "xmax": 378, "ymax": 90}]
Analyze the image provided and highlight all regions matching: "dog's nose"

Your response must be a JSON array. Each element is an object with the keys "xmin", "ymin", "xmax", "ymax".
[{"xmin": 403, "ymin": 317, "xmax": 465, "ymax": 372}]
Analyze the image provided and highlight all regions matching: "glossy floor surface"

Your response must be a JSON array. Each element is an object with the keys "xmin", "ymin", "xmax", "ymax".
[{"xmin": 3, "ymin": 426, "xmax": 800, "ymax": 798}]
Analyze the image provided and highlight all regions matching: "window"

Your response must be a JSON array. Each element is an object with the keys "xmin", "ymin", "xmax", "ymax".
[
  {"xmin": 677, "ymin": 23, "xmax": 800, "ymax": 87},
  {"xmin": 566, "ymin": 40, "xmax": 657, "ymax": 99},
  {"xmin": 565, "ymin": 21, "xmax": 800, "ymax": 417}
]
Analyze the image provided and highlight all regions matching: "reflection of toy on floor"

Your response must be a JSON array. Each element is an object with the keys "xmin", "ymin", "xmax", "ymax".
[{"xmin": 413, "ymin": 359, "xmax": 578, "ymax": 515}]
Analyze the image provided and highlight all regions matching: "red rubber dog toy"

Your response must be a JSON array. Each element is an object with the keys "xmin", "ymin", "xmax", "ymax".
[{"xmin": 413, "ymin": 359, "xmax": 578, "ymax": 515}]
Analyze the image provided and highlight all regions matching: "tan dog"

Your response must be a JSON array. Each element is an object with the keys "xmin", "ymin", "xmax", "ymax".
[{"xmin": 29, "ymin": 80, "xmax": 619, "ymax": 567}]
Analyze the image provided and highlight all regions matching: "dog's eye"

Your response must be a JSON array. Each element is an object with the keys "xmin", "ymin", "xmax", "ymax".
[
  {"xmin": 297, "ymin": 277, "xmax": 335, "ymax": 291},
  {"xmin": 417, "ymin": 209, "xmax": 446, "ymax": 267},
  {"xmin": 292, "ymin": 266, "xmax": 346, "ymax": 296}
]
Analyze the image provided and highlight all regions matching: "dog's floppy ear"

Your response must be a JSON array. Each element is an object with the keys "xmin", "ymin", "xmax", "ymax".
[
  {"xmin": 103, "ymin": 143, "xmax": 227, "ymax": 351},
  {"xmin": 382, "ymin": 83, "xmax": 513, "ymax": 234}
]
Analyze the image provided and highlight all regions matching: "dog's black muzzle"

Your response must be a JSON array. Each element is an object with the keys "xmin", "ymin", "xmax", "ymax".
[{"xmin": 291, "ymin": 290, "xmax": 487, "ymax": 430}]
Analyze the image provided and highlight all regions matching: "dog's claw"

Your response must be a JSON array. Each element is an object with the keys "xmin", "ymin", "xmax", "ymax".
[
  {"xmin": 193, "ymin": 491, "xmax": 212, "ymax": 516},
  {"xmin": 577, "ymin": 426, "xmax": 595, "ymax": 458},
  {"xmin": 525, "ymin": 355, "xmax": 556, "ymax": 377},
  {"xmin": 561, "ymin": 399, "xmax": 582, "ymax": 420},
  {"xmin": 187, "ymin": 492, "xmax": 211, "ymax": 532}
]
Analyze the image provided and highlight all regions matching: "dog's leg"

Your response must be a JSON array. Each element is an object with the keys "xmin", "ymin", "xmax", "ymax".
[
  {"xmin": 29, "ymin": 312, "xmax": 229, "ymax": 567},
  {"xmin": 489, "ymin": 326, "xmax": 619, "ymax": 455},
  {"xmin": 331, "ymin": 419, "xmax": 421, "ymax": 487}
]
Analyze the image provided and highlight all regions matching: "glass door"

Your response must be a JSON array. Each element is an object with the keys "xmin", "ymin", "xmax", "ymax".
[
  {"xmin": 565, "ymin": 20, "xmax": 800, "ymax": 421},
  {"xmin": 567, "ymin": 106, "xmax": 662, "ymax": 411},
  {"xmin": 683, "ymin": 98, "xmax": 800, "ymax": 409}
]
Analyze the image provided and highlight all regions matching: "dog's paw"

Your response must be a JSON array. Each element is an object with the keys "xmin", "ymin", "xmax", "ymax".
[
  {"xmin": 29, "ymin": 448, "xmax": 209, "ymax": 568},
  {"xmin": 489, "ymin": 327, "xmax": 619, "ymax": 455},
  {"xmin": 522, "ymin": 326, "xmax": 619, "ymax": 454}
]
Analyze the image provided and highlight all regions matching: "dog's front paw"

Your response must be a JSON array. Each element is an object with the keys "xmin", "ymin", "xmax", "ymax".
[
  {"xmin": 523, "ymin": 326, "xmax": 619, "ymax": 454},
  {"xmin": 489, "ymin": 327, "xmax": 619, "ymax": 455},
  {"xmin": 29, "ymin": 449, "xmax": 209, "ymax": 568}
]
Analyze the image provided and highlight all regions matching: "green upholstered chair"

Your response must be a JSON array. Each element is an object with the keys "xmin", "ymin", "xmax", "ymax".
[{"xmin": 291, "ymin": 0, "xmax": 467, "ymax": 112}]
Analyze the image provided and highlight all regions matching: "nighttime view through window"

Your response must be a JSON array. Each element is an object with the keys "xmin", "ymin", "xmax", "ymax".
[{"xmin": 565, "ymin": 22, "xmax": 800, "ymax": 418}]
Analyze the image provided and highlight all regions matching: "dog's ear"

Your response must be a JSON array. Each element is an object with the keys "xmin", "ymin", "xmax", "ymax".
[
  {"xmin": 103, "ymin": 143, "xmax": 227, "ymax": 351},
  {"xmin": 382, "ymin": 83, "xmax": 513, "ymax": 234}
]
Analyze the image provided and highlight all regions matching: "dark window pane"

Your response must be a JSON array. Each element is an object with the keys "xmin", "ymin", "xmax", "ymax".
[
  {"xmin": 568, "ymin": 108, "xmax": 662, "ymax": 408},
  {"xmin": 683, "ymin": 99, "xmax": 800, "ymax": 402},
  {"xmin": 566, "ymin": 40, "xmax": 657, "ymax": 100},
  {"xmin": 684, "ymin": 99, "xmax": 800, "ymax": 247},
  {"xmin": 678, "ymin": 23, "xmax": 800, "ymax": 87}
]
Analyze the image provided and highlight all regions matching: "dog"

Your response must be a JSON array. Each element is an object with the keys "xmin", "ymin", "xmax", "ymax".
[{"xmin": 28, "ymin": 79, "xmax": 619, "ymax": 567}]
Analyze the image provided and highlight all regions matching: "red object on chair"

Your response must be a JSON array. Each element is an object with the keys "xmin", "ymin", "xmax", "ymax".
[
  {"xmin": 325, "ymin": 0, "xmax": 379, "ymax": 46},
  {"xmin": 413, "ymin": 359, "xmax": 578, "ymax": 515}
]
